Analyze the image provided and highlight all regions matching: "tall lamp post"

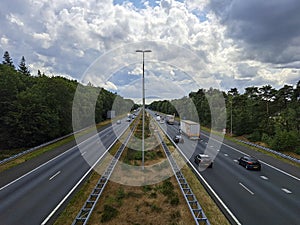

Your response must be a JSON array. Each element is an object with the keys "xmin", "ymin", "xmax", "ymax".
[{"xmin": 136, "ymin": 49, "xmax": 151, "ymax": 170}]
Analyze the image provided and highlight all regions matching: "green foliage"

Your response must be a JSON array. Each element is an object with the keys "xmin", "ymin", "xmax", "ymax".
[
  {"xmin": 269, "ymin": 130, "xmax": 299, "ymax": 152},
  {"xmin": 101, "ymin": 205, "xmax": 118, "ymax": 222},
  {"xmin": 0, "ymin": 58, "xmax": 134, "ymax": 150},
  {"xmin": 149, "ymin": 81, "xmax": 300, "ymax": 154},
  {"xmin": 159, "ymin": 179, "xmax": 174, "ymax": 197},
  {"xmin": 170, "ymin": 194, "xmax": 179, "ymax": 206}
]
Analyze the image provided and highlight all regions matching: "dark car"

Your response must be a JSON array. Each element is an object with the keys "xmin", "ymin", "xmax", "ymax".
[
  {"xmin": 238, "ymin": 156, "xmax": 261, "ymax": 170},
  {"xmin": 173, "ymin": 135, "xmax": 184, "ymax": 143},
  {"xmin": 194, "ymin": 154, "xmax": 213, "ymax": 168}
]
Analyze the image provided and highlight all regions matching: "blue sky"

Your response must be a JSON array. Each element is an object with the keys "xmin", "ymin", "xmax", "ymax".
[{"xmin": 1, "ymin": 0, "xmax": 300, "ymax": 102}]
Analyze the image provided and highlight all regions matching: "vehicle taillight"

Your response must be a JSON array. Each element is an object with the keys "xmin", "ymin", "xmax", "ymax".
[{"xmin": 248, "ymin": 162, "xmax": 253, "ymax": 164}]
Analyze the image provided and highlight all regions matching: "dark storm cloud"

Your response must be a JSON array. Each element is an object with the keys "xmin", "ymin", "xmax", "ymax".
[{"xmin": 209, "ymin": 0, "xmax": 300, "ymax": 65}]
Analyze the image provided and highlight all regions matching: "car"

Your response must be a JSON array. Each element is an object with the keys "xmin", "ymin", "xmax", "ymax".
[
  {"xmin": 194, "ymin": 154, "xmax": 213, "ymax": 168},
  {"xmin": 238, "ymin": 156, "xmax": 261, "ymax": 170},
  {"xmin": 173, "ymin": 135, "xmax": 184, "ymax": 143},
  {"xmin": 116, "ymin": 120, "xmax": 121, "ymax": 124},
  {"xmin": 126, "ymin": 117, "xmax": 131, "ymax": 122}
]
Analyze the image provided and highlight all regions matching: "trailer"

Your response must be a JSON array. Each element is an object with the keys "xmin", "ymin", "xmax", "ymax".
[
  {"xmin": 166, "ymin": 114, "xmax": 175, "ymax": 125},
  {"xmin": 180, "ymin": 120, "xmax": 200, "ymax": 139}
]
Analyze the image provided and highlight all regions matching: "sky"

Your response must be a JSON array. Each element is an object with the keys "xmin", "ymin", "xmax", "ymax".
[{"xmin": 1, "ymin": 0, "xmax": 300, "ymax": 103}]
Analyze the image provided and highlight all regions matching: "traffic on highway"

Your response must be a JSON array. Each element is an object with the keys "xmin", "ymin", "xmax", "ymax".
[{"xmin": 0, "ymin": 111, "xmax": 299, "ymax": 225}]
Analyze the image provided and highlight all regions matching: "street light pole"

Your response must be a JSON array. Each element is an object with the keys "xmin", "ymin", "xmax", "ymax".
[{"xmin": 136, "ymin": 49, "xmax": 151, "ymax": 170}]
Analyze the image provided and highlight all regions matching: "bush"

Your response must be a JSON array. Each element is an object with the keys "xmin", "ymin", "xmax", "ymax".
[
  {"xmin": 170, "ymin": 195, "xmax": 179, "ymax": 205},
  {"xmin": 101, "ymin": 205, "xmax": 118, "ymax": 222},
  {"xmin": 270, "ymin": 130, "xmax": 299, "ymax": 152},
  {"xmin": 248, "ymin": 130, "xmax": 261, "ymax": 142}
]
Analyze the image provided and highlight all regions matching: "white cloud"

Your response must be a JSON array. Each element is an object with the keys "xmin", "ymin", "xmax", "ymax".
[{"xmin": 0, "ymin": 0, "xmax": 298, "ymax": 101}]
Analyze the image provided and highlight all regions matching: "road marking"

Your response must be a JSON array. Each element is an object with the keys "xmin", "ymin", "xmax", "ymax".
[
  {"xmin": 260, "ymin": 175, "xmax": 269, "ymax": 180},
  {"xmin": 49, "ymin": 171, "xmax": 61, "ymax": 180},
  {"xmin": 224, "ymin": 153, "xmax": 228, "ymax": 157},
  {"xmin": 201, "ymin": 133, "xmax": 300, "ymax": 181},
  {"xmin": 0, "ymin": 128, "xmax": 108, "ymax": 191},
  {"xmin": 239, "ymin": 182, "xmax": 254, "ymax": 195},
  {"xmin": 233, "ymin": 159, "xmax": 238, "ymax": 163},
  {"xmin": 81, "ymin": 151, "xmax": 87, "ymax": 156},
  {"xmin": 210, "ymin": 145, "xmax": 214, "ymax": 148},
  {"xmin": 41, "ymin": 122, "xmax": 128, "ymax": 225},
  {"xmin": 281, "ymin": 188, "xmax": 292, "ymax": 194}
]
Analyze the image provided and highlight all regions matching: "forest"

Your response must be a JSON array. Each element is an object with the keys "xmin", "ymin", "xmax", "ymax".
[
  {"xmin": 149, "ymin": 83, "xmax": 300, "ymax": 155},
  {"xmin": 1, "ymin": 51, "xmax": 299, "ymax": 155},
  {"xmin": 0, "ymin": 52, "xmax": 135, "ymax": 150}
]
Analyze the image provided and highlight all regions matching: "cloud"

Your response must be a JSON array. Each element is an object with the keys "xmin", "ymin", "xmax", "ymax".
[
  {"xmin": 209, "ymin": 0, "xmax": 300, "ymax": 65},
  {"xmin": 0, "ymin": 0, "xmax": 299, "ymax": 101}
]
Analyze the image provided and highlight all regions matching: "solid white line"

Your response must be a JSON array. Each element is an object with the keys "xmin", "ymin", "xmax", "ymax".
[
  {"xmin": 163, "ymin": 138, "xmax": 242, "ymax": 224},
  {"xmin": 0, "ymin": 127, "xmax": 111, "ymax": 191},
  {"xmin": 281, "ymin": 188, "xmax": 292, "ymax": 194},
  {"xmin": 49, "ymin": 171, "xmax": 61, "ymax": 181},
  {"xmin": 201, "ymin": 133, "xmax": 300, "ymax": 181},
  {"xmin": 41, "ymin": 123, "xmax": 128, "ymax": 225},
  {"xmin": 239, "ymin": 182, "xmax": 254, "ymax": 195}
]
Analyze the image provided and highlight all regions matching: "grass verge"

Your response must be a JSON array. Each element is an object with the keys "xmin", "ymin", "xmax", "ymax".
[{"xmin": 0, "ymin": 120, "xmax": 112, "ymax": 173}]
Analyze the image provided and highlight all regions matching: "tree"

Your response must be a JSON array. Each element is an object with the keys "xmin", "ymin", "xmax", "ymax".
[
  {"xmin": 2, "ymin": 51, "xmax": 15, "ymax": 68},
  {"xmin": 18, "ymin": 56, "xmax": 30, "ymax": 76}
]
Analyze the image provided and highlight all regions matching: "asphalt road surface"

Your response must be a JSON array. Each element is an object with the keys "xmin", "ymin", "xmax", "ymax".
[
  {"xmin": 0, "ymin": 120, "xmax": 129, "ymax": 225},
  {"xmin": 161, "ymin": 119, "xmax": 300, "ymax": 225}
]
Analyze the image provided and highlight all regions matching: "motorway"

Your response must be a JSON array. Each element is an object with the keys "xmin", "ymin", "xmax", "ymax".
[
  {"xmin": 0, "ymin": 114, "xmax": 299, "ymax": 225},
  {"xmin": 161, "ymin": 120, "xmax": 300, "ymax": 225},
  {"xmin": 0, "ymin": 120, "xmax": 129, "ymax": 225}
]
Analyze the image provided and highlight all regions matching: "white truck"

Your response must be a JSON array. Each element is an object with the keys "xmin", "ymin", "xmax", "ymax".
[
  {"xmin": 166, "ymin": 114, "xmax": 175, "ymax": 125},
  {"xmin": 180, "ymin": 120, "xmax": 200, "ymax": 139}
]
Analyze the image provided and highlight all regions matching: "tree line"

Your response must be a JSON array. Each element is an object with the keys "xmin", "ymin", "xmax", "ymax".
[
  {"xmin": 0, "ymin": 51, "xmax": 135, "ymax": 150},
  {"xmin": 149, "ymin": 83, "xmax": 300, "ymax": 154}
]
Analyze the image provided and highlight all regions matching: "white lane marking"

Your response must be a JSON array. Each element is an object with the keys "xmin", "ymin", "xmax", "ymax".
[
  {"xmin": 49, "ymin": 171, "xmax": 61, "ymax": 181},
  {"xmin": 81, "ymin": 151, "xmax": 87, "ymax": 156},
  {"xmin": 239, "ymin": 182, "xmax": 254, "ymax": 195},
  {"xmin": 162, "ymin": 127, "xmax": 242, "ymax": 225},
  {"xmin": 260, "ymin": 176, "xmax": 269, "ymax": 180},
  {"xmin": 201, "ymin": 133, "xmax": 300, "ymax": 181},
  {"xmin": 0, "ymin": 126, "xmax": 112, "ymax": 191},
  {"xmin": 41, "ymin": 121, "xmax": 128, "ymax": 225},
  {"xmin": 281, "ymin": 188, "xmax": 292, "ymax": 194},
  {"xmin": 224, "ymin": 154, "xmax": 229, "ymax": 157},
  {"xmin": 233, "ymin": 159, "xmax": 238, "ymax": 163},
  {"xmin": 210, "ymin": 145, "xmax": 214, "ymax": 148}
]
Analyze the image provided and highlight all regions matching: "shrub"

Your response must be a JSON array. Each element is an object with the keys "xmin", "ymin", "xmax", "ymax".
[{"xmin": 101, "ymin": 205, "xmax": 118, "ymax": 222}]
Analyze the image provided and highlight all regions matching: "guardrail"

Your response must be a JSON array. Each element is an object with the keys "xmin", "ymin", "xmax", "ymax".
[
  {"xmin": 155, "ymin": 118, "xmax": 241, "ymax": 225},
  {"xmin": 0, "ymin": 132, "xmax": 76, "ymax": 166},
  {"xmin": 156, "ymin": 131, "xmax": 210, "ymax": 225},
  {"xmin": 72, "ymin": 121, "xmax": 138, "ymax": 225},
  {"xmin": 237, "ymin": 140, "xmax": 300, "ymax": 164},
  {"xmin": 0, "ymin": 125, "xmax": 102, "ymax": 166}
]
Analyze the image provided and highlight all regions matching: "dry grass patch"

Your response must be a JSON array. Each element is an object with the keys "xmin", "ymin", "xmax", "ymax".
[{"xmin": 88, "ymin": 176, "xmax": 195, "ymax": 225}]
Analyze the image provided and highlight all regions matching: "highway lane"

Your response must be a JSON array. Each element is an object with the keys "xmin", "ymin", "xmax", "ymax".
[
  {"xmin": 0, "ymin": 119, "xmax": 130, "ymax": 225},
  {"xmin": 160, "ymin": 120, "xmax": 300, "ymax": 225}
]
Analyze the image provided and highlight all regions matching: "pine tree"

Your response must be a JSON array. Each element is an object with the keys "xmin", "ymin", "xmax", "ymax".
[
  {"xmin": 2, "ymin": 51, "xmax": 15, "ymax": 68},
  {"xmin": 18, "ymin": 56, "xmax": 30, "ymax": 75}
]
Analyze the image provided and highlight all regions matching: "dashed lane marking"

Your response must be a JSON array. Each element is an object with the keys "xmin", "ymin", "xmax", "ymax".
[
  {"xmin": 281, "ymin": 188, "xmax": 292, "ymax": 194},
  {"xmin": 239, "ymin": 182, "xmax": 254, "ymax": 195},
  {"xmin": 260, "ymin": 176, "xmax": 269, "ymax": 180},
  {"xmin": 49, "ymin": 171, "xmax": 61, "ymax": 181}
]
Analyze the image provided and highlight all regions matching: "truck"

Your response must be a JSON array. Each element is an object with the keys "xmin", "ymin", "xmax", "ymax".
[
  {"xmin": 180, "ymin": 120, "xmax": 200, "ymax": 139},
  {"xmin": 166, "ymin": 114, "xmax": 175, "ymax": 125}
]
